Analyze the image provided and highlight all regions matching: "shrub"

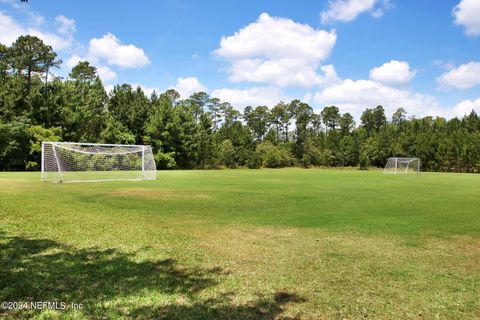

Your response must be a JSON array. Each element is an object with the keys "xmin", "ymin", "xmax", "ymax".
[
  {"xmin": 155, "ymin": 151, "xmax": 176, "ymax": 169},
  {"xmin": 256, "ymin": 142, "xmax": 293, "ymax": 168},
  {"xmin": 218, "ymin": 139, "xmax": 237, "ymax": 168}
]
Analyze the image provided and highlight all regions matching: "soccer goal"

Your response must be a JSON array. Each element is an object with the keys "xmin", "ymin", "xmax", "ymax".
[
  {"xmin": 41, "ymin": 142, "xmax": 157, "ymax": 183},
  {"xmin": 384, "ymin": 157, "xmax": 420, "ymax": 174}
]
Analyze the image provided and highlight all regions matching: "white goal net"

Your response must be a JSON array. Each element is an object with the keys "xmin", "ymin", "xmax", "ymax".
[
  {"xmin": 41, "ymin": 142, "xmax": 157, "ymax": 183},
  {"xmin": 384, "ymin": 157, "xmax": 420, "ymax": 174}
]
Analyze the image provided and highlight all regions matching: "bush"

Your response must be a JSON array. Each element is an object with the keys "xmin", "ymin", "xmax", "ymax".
[
  {"xmin": 320, "ymin": 149, "xmax": 336, "ymax": 166},
  {"xmin": 359, "ymin": 152, "xmax": 370, "ymax": 170},
  {"xmin": 246, "ymin": 151, "xmax": 262, "ymax": 169},
  {"xmin": 0, "ymin": 117, "xmax": 32, "ymax": 170},
  {"xmin": 301, "ymin": 145, "xmax": 323, "ymax": 167},
  {"xmin": 256, "ymin": 142, "xmax": 293, "ymax": 168},
  {"xmin": 219, "ymin": 139, "xmax": 237, "ymax": 168},
  {"xmin": 28, "ymin": 125, "xmax": 62, "ymax": 170},
  {"xmin": 155, "ymin": 151, "xmax": 176, "ymax": 169}
]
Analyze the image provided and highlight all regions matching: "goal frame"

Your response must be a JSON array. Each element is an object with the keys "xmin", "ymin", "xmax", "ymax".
[
  {"xmin": 41, "ymin": 141, "xmax": 157, "ymax": 183},
  {"xmin": 383, "ymin": 157, "xmax": 420, "ymax": 174}
]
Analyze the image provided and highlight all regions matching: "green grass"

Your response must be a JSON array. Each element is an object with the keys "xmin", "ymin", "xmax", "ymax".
[{"xmin": 1, "ymin": 169, "xmax": 479, "ymax": 319}]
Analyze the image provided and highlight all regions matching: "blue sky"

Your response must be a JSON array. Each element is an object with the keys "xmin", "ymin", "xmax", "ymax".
[{"xmin": 1, "ymin": 0, "xmax": 480, "ymax": 119}]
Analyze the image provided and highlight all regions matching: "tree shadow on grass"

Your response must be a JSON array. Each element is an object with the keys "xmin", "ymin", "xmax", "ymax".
[
  {"xmin": 129, "ymin": 291, "xmax": 305, "ymax": 320},
  {"xmin": 0, "ymin": 231, "xmax": 305, "ymax": 319}
]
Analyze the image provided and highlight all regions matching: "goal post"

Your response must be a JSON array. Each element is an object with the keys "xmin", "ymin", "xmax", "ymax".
[
  {"xmin": 384, "ymin": 157, "xmax": 420, "ymax": 174},
  {"xmin": 41, "ymin": 142, "xmax": 157, "ymax": 183}
]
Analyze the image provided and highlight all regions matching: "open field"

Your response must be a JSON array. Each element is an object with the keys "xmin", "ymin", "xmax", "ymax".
[{"xmin": 1, "ymin": 169, "xmax": 480, "ymax": 319}]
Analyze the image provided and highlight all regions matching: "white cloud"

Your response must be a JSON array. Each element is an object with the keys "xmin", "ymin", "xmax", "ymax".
[
  {"xmin": 0, "ymin": 12, "xmax": 73, "ymax": 50},
  {"xmin": 26, "ymin": 28, "xmax": 72, "ymax": 50},
  {"xmin": 227, "ymin": 60, "xmax": 341, "ymax": 88},
  {"xmin": 214, "ymin": 13, "xmax": 337, "ymax": 88},
  {"xmin": 89, "ymin": 33, "xmax": 150, "ymax": 68},
  {"xmin": 453, "ymin": 0, "xmax": 480, "ymax": 36},
  {"xmin": 215, "ymin": 13, "xmax": 335, "ymax": 62},
  {"xmin": 319, "ymin": 64, "xmax": 343, "ymax": 86},
  {"xmin": 96, "ymin": 65, "xmax": 116, "ymax": 82},
  {"xmin": 0, "ymin": 12, "xmax": 24, "ymax": 45},
  {"xmin": 453, "ymin": 97, "xmax": 480, "ymax": 117},
  {"xmin": 171, "ymin": 77, "xmax": 207, "ymax": 98},
  {"xmin": 320, "ymin": 0, "xmax": 391, "ymax": 24},
  {"xmin": 227, "ymin": 59, "xmax": 313, "ymax": 87},
  {"xmin": 65, "ymin": 55, "xmax": 83, "ymax": 69},
  {"xmin": 212, "ymin": 86, "xmax": 288, "ymax": 109},
  {"xmin": 313, "ymin": 79, "xmax": 448, "ymax": 118},
  {"xmin": 66, "ymin": 32, "xmax": 150, "ymax": 80},
  {"xmin": 369, "ymin": 60, "xmax": 416, "ymax": 87},
  {"xmin": 436, "ymin": 62, "xmax": 480, "ymax": 90},
  {"xmin": 55, "ymin": 15, "xmax": 76, "ymax": 36}
]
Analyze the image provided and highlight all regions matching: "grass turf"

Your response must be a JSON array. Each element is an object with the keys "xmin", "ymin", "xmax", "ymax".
[{"xmin": 0, "ymin": 169, "xmax": 479, "ymax": 319}]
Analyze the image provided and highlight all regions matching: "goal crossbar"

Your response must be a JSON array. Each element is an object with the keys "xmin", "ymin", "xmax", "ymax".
[
  {"xmin": 46, "ymin": 141, "xmax": 147, "ymax": 147},
  {"xmin": 54, "ymin": 144, "xmax": 145, "ymax": 155}
]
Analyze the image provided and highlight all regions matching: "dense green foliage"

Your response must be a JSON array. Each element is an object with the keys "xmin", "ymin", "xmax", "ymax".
[
  {"xmin": 1, "ymin": 170, "xmax": 479, "ymax": 319},
  {"xmin": 2, "ymin": 36, "xmax": 480, "ymax": 172}
]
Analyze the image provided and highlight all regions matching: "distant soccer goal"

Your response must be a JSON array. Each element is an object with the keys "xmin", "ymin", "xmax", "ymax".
[
  {"xmin": 384, "ymin": 157, "xmax": 420, "ymax": 174},
  {"xmin": 41, "ymin": 142, "xmax": 157, "ymax": 183}
]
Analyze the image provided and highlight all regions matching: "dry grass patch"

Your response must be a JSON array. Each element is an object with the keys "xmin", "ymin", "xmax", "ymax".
[
  {"xmin": 105, "ymin": 189, "xmax": 212, "ymax": 200},
  {"xmin": 0, "ymin": 179, "xmax": 37, "ymax": 192}
]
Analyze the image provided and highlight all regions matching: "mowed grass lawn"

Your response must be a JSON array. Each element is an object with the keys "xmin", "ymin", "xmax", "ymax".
[{"xmin": 1, "ymin": 169, "xmax": 479, "ymax": 319}]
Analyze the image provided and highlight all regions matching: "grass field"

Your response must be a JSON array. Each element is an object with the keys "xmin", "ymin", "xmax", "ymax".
[{"xmin": 1, "ymin": 169, "xmax": 479, "ymax": 319}]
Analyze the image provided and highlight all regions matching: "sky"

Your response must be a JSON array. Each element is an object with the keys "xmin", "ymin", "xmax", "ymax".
[{"xmin": 1, "ymin": 0, "xmax": 480, "ymax": 120}]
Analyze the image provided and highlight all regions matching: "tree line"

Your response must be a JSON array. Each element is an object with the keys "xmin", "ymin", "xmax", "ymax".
[{"xmin": 1, "ymin": 35, "xmax": 480, "ymax": 172}]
